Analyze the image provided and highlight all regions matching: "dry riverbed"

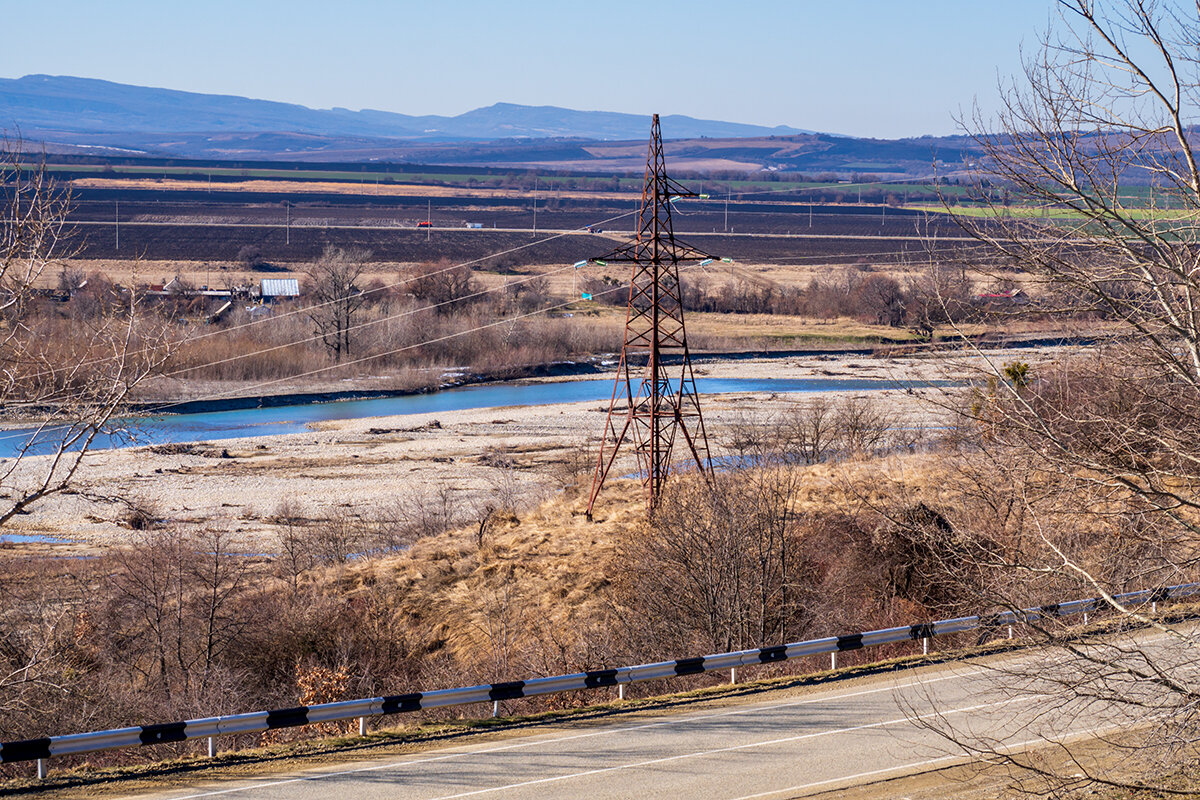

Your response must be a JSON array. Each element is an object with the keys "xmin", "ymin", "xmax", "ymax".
[{"xmin": 0, "ymin": 347, "xmax": 1055, "ymax": 551}]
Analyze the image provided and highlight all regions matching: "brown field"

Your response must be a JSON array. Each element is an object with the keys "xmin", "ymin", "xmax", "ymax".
[
  {"xmin": 516, "ymin": 157, "xmax": 765, "ymax": 172},
  {"xmin": 71, "ymin": 177, "xmax": 638, "ymax": 202},
  {"xmin": 60, "ymin": 252, "xmax": 967, "ymax": 297}
]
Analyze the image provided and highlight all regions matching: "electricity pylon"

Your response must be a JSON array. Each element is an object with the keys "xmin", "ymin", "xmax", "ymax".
[{"xmin": 586, "ymin": 114, "xmax": 714, "ymax": 518}]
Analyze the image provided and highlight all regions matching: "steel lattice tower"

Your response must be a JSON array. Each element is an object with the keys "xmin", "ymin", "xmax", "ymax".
[{"xmin": 586, "ymin": 114, "xmax": 715, "ymax": 518}]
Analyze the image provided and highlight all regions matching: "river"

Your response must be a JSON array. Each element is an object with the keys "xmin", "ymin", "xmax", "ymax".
[{"xmin": 0, "ymin": 376, "xmax": 951, "ymax": 459}]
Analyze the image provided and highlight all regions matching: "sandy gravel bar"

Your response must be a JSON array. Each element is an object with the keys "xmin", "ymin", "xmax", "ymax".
[{"xmin": 0, "ymin": 348, "xmax": 1065, "ymax": 550}]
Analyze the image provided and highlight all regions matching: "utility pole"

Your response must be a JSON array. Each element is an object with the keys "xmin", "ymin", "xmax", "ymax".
[
  {"xmin": 532, "ymin": 175, "xmax": 538, "ymax": 234},
  {"xmin": 115, "ymin": 200, "xmax": 119, "ymax": 252},
  {"xmin": 285, "ymin": 202, "xmax": 290, "ymax": 245},
  {"xmin": 724, "ymin": 191, "xmax": 730, "ymax": 232},
  {"xmin": 586, "ymin": 114, "xmax": 715, "ymax": 518},
  {"xmin": 427, "ymin": 199, "xmax": 431, "ymax": 242}
]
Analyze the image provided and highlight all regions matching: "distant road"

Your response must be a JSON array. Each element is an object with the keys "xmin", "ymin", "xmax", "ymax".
[
  {"xmin": 124, "ymin": 649, "xmax": 1149, "ymax": 800},
  {"xmin": 68, "ymin": 219, "xmax": 982, "ymax": 243}
]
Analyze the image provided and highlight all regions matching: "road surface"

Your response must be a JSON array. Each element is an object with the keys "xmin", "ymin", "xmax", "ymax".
[
  {"xmin": 120, "ymin": 651, "xmax": 1142, "ymax": 800},
  {"xmin": 69, "ymin": 219, "xmax": 982, "ymax": 243}
]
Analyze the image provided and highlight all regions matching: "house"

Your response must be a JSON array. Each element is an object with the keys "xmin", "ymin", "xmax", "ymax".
[
  {"xmin": 142, "ymin": 277, "xmax": 232, "ymax": 300},
  {"xmin": 207, "ymin": 300, "xmax": 233, "ymax": 323},
  {"xmin": 975, "ymin": 289, "xmax": 1029, "ymax": 306},
  {"xmin": 259, "ymin": 278, "xmax": 300, "ymax": 303}
]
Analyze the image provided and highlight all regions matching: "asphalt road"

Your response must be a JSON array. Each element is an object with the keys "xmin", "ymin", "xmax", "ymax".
[
  {"xmin": 120, "ymin": 653, "xmax": 1143, "ymax": 800},
  {"xmin": 70, "ymin": 219, "xmax": 981, "ymax": 242}
]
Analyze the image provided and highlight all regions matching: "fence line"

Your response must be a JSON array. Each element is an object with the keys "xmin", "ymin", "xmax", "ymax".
[{"xmin": 2, "ymin": 582, "xmax": 1194, "ymax": 769}]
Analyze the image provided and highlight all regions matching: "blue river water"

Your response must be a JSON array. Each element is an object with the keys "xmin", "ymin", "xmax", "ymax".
[{"xmin": 0, "ymin": 376, "xmax": 952, "ymax": 459}]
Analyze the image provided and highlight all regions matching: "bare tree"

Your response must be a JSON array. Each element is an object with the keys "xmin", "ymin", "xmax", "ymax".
[
  {"xmin": 305, "ymin": 246, "xmax": 370, "ymax": 361},
  {"xmin": 0, "ymin": 142, "xmax": 173, "ymax": 527},
  {"xmin": 912, "ymin": 2, "xmax": 1200, "ymax": 793},
  {"xmin": 852, "ymin": 274, "xmax": 906, "ymax": 327},
  {"xmin": 905, "ymin": 261, "xmax": 974, "ymax": 339},
  {"xmin": 0, "ymin": 143, "xmax": 174, "ymax": 725},
  {"xmin": 404, "ymin": 259, "xmax": 479, "ymax": 313}
]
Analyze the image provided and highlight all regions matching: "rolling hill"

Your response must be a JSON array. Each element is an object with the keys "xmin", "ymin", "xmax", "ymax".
[
  {"xmin": 0, "ymin": 75, "xmax": 812, "ymax": 141},
  {"xmin": 0, "ymin": 74, "xmax": 974, "ymax": 174}
]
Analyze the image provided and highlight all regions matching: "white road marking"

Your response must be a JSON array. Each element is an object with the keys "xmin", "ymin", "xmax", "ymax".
[
  {"xmin": 722, "ymin": 754, "xmax": 962, "ymax": 800},
  {"xmin": 720, "ymin": 723, "xmax": 1131, "ymax": 799},
  {"xmin": 421, "ymin": 698, "xmax": 1034, "ymax": 800},
  {"xmin": 154, "ymin": 667, "xmax": 987, "ymax": 800}
]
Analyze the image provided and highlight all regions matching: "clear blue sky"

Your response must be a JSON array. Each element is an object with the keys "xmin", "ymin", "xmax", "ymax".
[{"xmin": 1, "ymin": 0, "xmax": 1061, "ymax": 138}]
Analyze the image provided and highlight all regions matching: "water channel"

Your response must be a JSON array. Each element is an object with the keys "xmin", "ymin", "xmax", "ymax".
[{"xmin": 0, "ymin": 376, "xmax": 953, "ymax": 460}]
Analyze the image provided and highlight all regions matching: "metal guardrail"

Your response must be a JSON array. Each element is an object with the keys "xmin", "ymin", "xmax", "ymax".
[{"xmin": 2, "ymin": 582, "xmax": 1195, "ymax": 770}]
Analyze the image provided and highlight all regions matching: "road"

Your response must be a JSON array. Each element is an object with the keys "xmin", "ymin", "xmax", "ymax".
[
  {"xmin": 69, "ymin": 219, "xmax": 983, "ymax": 243},
  {"xmin": 120, "ymin": 653, "xmax": 1140, "ymax": 800}
]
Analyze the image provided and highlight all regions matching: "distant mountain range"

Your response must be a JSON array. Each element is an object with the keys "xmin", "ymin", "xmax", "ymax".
[
  {"xmin": 0, "ymin": 75, "xmax": 814, "ymax": 142},
  {"xmin": 0, "ymin": 74, "xmax": 972, "ymax": 174}
]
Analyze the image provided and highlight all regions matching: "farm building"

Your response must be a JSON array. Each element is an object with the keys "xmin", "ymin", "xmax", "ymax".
[{"xmin": 260, "ymin": 278, "xmax": 300, "ymax": 302}]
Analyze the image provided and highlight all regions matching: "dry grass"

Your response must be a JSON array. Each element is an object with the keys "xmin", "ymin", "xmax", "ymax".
[
  {"xmin": 343, "ymin": 479, "xmax": 645, "ymax": 669},
  {"xmin": 335, "ymin": 452, "xmax": 953, "ymax": 671},
  {"xmin": 685, "ymin": 312, "xmax": 921, "ymax": 344}
]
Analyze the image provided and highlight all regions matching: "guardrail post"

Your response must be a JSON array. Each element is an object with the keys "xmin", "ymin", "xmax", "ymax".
[
  {"xmin": 1007, "ymin": 625, "xmax": 1013, "ymax": 639},
  {"xmin": 36, "ymin": 758, "xmax": 45, "ymax": 780},
  {"xmin": 1153, "ymin": 601, "xmax": 1158, "ymax": 613},
  {"xmin": 1083, "ymin": 612, "xmax": 1089, "ymax": 625},
  {"xmin": 358, "ymin": 716, "xmax": 366, "ymax": 736},
  {"xmin": 922, "ymin": 637, "xmax": 928, "ymax": 656},
  {"xmin": 492, "ymin": 700, "xmax": 499, "ymax": 718},
  {"xmin": 207, "ymin": 736, "xmax": 215, "ymax": 758},
  {"xmin": 618, "ymin": 683, "xmax": 626, "ymax": 701},
  {"xmin": 830, "ymin": 651, "xmax": 837, "ymax": 670},
  {"xmin": 730, "ymin": 667, "xmax": 737, "ymax": 685}
]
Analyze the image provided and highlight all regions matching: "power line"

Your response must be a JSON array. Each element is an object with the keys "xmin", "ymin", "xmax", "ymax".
[
  {"xmin": 0, "ymin": 263, "xmax": 683, "ymax": 448},
  {"xmin": 128, "ymin": 269, "xmax": 650, "ymax": 416},
  {"xmin": 137, "ymin": 242, "xmax": 947, "ymax": 382},
  {"xmin": 162, "ymin": 261, "xmax": 584, "ymax": 379},
  {"xmin": 13, "ymin": 208, "xmax": 643, "ymax": 386},
  {"xmin": 10, "ymin": 240, "xmax": 948, "ymax": 393}
]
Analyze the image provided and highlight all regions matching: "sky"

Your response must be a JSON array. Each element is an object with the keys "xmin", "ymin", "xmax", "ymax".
[{"xmin": 0, "ymin": 1, "xmax": 1062, "ymax": 139}]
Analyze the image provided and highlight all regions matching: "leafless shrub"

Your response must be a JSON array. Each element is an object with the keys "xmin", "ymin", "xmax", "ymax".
[
  {"xmin": 834, "ymin": 395, "xmax": 896, "ymax": 456},
  {"xmin": 101, "ymin": 528, "xmax": 259, "ymax": 710},
  {"xmin": 551, "ymin": 436, "xmax": 597, "ymax": 490},
  {"xmin": 724, "ymin": 395, "xmax": 913, "ymax": 467},
  {"xmin": 309, "ymin": 510, "xmax": 368, "ymax": 565},
  {"xmin": 777, "ymin": 396, "xmax": 838, "ymax": 464},
  {"xmin": 622, "ymin": 468, "xmax": 805, "ymax": 657},
  {"xmin": 393, "ymin": 480, "xmax": 459, "ymax": 540},
  {"xmin": 273, "ymin": 498, "xmax": 316, "ymax": 592},
  {"xmin": 123, "ymin": 496, "xmax": 163, "ymax": 531}
]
